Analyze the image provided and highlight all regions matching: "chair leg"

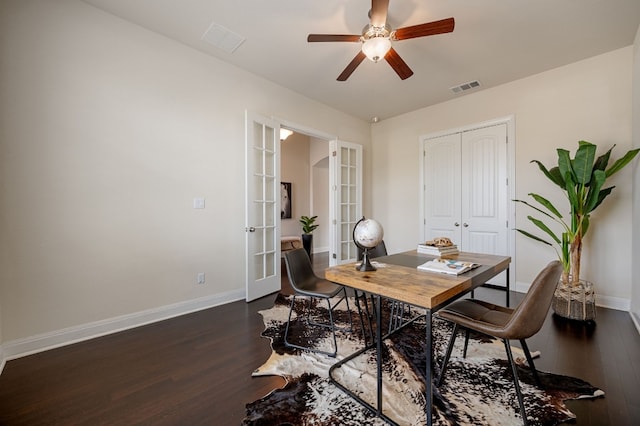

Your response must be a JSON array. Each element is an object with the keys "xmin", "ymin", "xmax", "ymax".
[
  {"xmin": 503, "ymin": 339, "xmax": 529, "ymax": 426},
  {"xmin": 326, "ymin": 297, "xmax": 338, "ymax": 356},
  {"xmin": 340, "ymin": 287, "xmax": 353, "ymax": 332},
  {"xmin": 520, "ymin": 339, "xmax": 542, "ymax": 388},
  {"xmin": 353, "ymin": 291, "xmax": 368, "ymax": 343},
  {"xmin": 463, "ymin": 329, "xmax": 470, "ymax": 358},
  {"xmin": 283, "ymin": 294, "xmax": 297, "ymax": 349},
  {"xmin": 357, "ymin": 291, "xmax": 375, "ymax": 345},
  {"xmin": 389, "ymin": 301, "xmax": 401, "ymax": 333},
  {"xmin": 284, "ymin": 295, "xmax": 338, "ymax": 357},
  {"xmin": 437, "ymin": 323, "xmax": 459, "ymax": 387}
]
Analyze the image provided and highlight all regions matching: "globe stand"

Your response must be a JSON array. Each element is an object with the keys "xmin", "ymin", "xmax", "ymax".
[
  {"xmin": 356, "ymin": 248, "xmax": 376, "ymax": 272},
  {"xmin": 353, "ymin": 216, "xmax": 382, "ymax": 272}
]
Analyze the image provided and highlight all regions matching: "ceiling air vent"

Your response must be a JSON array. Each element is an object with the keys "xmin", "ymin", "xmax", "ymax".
[
  {"xmin": 201, "ymin": 22, "xmax": 245, "ymax": 53},
  {"xmin": 450, "ymin": 80, "xmax": 481, "ymax": 94}
]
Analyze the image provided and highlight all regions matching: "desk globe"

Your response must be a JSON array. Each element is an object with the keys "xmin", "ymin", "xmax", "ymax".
[{"xmin": 353, "ymin": 217, "xmax": 384, "ymax": 271}]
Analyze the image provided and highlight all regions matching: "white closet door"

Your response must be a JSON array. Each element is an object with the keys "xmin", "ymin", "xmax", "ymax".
[
  {"xmin": 423, "ymin": 133, "xmax": 462, "ymax": 244},
  {"xmin": 423, "ymin": 123, "xmax": 509, "ymax": 287},
  {"xmin": 461, "ymin": 124, "xmax": 509, "ymax": 286},
  {"xmin": 461, "ymin": 125, "xmax": 508, "ymax": 254}
]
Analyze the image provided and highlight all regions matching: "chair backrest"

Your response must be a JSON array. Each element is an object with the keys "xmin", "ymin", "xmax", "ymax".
[
  {"xmin": 357, "ymin": 240, "xmax": 388, "ymax": 261},
  {"xmin": 283, "ymin": 248, "xmax": 318, "ymax": 293},
  {"xmin": 504, "ymin": 260, "xmax": 563, "ymax": 339}
]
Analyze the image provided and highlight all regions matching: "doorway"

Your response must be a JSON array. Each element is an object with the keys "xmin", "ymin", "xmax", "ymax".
[
  {"xmin": 245, "ymin": 114, "xmax": 363, "ymax": 301},
  {"xmin": 280, "ymin": 131, "xmax": 331, "ymax": 254}
]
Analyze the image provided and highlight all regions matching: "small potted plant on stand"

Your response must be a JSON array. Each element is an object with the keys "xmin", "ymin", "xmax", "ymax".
[
  {"xmin": 514, "ymin": 140, "xmax": 638, "ymax": 322},
  {"xmin": 299, "ymin": 215, "xmax": 319, "ymax": 259}
]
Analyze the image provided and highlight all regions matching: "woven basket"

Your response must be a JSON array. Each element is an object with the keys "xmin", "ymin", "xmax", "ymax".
[{"xmin": 551, "ymin": 279, "xmax": 596, "ymax": 322}]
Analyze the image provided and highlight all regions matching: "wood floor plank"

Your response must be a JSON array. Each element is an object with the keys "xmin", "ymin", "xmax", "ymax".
[{"xmin": 1, "ymin": 254, "xmax": 639, "ymax": 425}]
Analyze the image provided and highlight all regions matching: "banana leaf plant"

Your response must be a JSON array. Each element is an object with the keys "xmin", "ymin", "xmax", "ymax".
[{"xmin": 514, "ymin": 141, "xmax": 639, "ymax": 287}]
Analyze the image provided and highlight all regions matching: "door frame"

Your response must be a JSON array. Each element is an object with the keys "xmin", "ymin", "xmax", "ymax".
[
  {"xmin": 277, "ymin": 119, "xmax": 362, "ymax": 266},
  {"xmin": 418, "ymin": 115, "xmax": 516, "ymax": 285}
]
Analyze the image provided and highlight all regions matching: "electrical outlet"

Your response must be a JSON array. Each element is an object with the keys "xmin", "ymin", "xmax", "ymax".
[{"xmin": 197, "ymin": 272, "xmax": 206, "ymax": 284}]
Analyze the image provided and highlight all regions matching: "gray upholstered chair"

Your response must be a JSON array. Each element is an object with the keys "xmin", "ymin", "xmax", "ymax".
[
  {"xmin": 436, "ymin": 260, "xmax": 563, "ymax": 426},
  {"xmin": 283, "ymin": 248, "xmax": 352, "ymax": 357}
]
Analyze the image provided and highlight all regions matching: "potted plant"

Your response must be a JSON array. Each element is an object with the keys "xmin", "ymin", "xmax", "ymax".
[
  {"xmin": 514, "ymin": 140, "xmax": 639, "ymax": 321},
  {"xmin": 299, "ymin": 215, "xmax": 319, "ymax": 258}
]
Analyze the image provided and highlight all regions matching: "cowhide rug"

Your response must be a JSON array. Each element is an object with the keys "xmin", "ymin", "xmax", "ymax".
[{"xmin": 243, "ymin": 294, "xmax": 604, "ymax": 425}]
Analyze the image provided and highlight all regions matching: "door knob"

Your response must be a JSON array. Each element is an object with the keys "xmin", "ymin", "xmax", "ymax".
[
  {"xmin": 247, "ymin": 227, "xmax": 256, "ymax": 232},
  {"xmin": 454, "ymin": 222, "xmax": 460, "ymax": 227},
  {"xmin": 463, "ymin": 223, "xmax": 469, "ymax": 227}
]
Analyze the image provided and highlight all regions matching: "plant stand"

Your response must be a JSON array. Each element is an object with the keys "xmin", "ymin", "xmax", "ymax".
[
  {"xmin": 552, "ymin": 279, "xmax": 596, "ymax": 322},
  {"xmin": 301, "ymin": 234, "xmax": 313, "ymax": 259}
]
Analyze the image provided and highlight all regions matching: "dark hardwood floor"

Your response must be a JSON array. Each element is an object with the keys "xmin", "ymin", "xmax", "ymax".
[{"xmin": 1, "ymin": 252, "xmax": 639, "ymax": 425}]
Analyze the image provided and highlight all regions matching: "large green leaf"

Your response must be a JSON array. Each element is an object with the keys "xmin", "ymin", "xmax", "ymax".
[
  {"xmin": 528, "ymin": 216, "xmax": 562, "ymax": 244},
  {"xmin": 572, "ymin": 141, "xmax": 596, "ymax": 185},
  {"xmin": 528, "ymin": 193, "xmax": 563, "ymax": 218},
  {"xmin": 593, "ymin": 145, "xmax": 613, "ymax": 173},
  {"xmin": 515, "ymin": 228, "xmax": 553, "ymax": 246},
  {"xmin": 584, "ymin": 169, "xmax": 606, "ymax": 213},
  {"xmin": 591, "ymin": 186, "xmax": 614, "ymax": 212},
  {"xmin": 564, "ymin": 171, "xmax": 579, "ymax": 212},
  {"xmin": 557, "ymin": 149, "xmax": 574, "ymax": 184},
  {"xmin": 605, "ymin": 148, "xmax": 640, "ymax": 177},
  {"xmin": 513, "ymin": 198, "xmax": 565, "ymax": 224},
  {"xmin": 531, "ymin": 160, "xmax": 564, "ymax": 187}
]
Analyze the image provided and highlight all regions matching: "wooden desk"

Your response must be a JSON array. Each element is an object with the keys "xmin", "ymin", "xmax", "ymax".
[{"xmin": 324, "ymin": 250, "xmax": 511, "ymax": 426}]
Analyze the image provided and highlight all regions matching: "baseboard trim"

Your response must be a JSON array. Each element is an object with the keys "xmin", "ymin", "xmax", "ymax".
[
  {"xmin": 631, "ymin": 311, "xmax": 640, "ymax": 335},
  {"xmin": 2, "ymin": 289, "xmax": 245, "ymax": 361},
  {"xmin": 514, "ymin": 280, "xmax": 630, "ymax": 312},
  {"xmin": 0, "ymin": 345, "xmax": 6, "ymax": 376}
]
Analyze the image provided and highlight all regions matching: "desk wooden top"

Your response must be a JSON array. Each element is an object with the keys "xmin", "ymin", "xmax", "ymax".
[{"xmin": 324, "ymin": 250, "xmax": 510, "ymax": 310}]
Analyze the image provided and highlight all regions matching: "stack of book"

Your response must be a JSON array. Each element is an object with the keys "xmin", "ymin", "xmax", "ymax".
[{"xmin": 417, "ymin": 243, "xmax": 459, "ymax": 257}]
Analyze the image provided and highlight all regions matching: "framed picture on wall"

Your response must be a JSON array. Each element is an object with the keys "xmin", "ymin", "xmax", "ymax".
[{"xmin": 281, "ymin": 182, "xmax": 292, "ymax": 219}]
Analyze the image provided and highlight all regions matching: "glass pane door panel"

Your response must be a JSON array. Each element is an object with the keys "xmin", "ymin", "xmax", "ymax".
[{"xmin": 254, "ymin": 254, "xmax": 265, "ymax": 280}]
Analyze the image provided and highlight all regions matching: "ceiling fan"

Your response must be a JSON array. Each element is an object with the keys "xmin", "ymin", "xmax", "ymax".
[{"xmin": 307, "ymin": 0, "xmax": 454, "ymax": 81}]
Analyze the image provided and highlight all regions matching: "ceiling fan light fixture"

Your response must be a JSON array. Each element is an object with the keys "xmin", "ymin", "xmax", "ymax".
[{"xmin": 362, "ymin": 36, "xmax": 391, "ymax": 62}]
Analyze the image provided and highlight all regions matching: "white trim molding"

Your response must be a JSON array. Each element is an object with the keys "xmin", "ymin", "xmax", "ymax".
[
  {"xmin": 2, "ymin": 289, "xmax": 245, "ymax": 361},
  {"xmin": 631, "ymin": 311, "xmax": 640, "ymax": 335},
  {"xmin": 0, "ymin": 345, "xmax": 6, "ymax": 375}
]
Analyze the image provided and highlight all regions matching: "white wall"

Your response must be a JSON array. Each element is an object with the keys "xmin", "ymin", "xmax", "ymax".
[
  {"xmin": 371, "ymin": 47, "xmax": 635, "ymax": 310},
  {"xmin": 0, "ymin": 0, "xmax": 370, "ymax": 350},
  {"xmin": 631, "ymin": 26, "xmax": 640, "ymax": 328}
]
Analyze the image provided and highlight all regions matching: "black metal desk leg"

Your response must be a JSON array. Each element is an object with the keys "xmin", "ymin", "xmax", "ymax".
[
  {"xmin": 375, "ymin": 294, "xmax": 383, "ymax": 414},
  {"xmin": 426, "ymin": 310, "xmax": 433, "ymax": 426},
  {"xmin": 506, "ymin": 266, "xmax": 510, "ymax": 306}
]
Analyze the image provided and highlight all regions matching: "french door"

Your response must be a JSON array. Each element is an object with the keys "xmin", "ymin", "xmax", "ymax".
[
  {"xmin": 329, "ymin": 140, "xmax": 362, "ymax": 266},
  {"xmin": 245, "ymin": 111, "xmax": 281, "ymax": 301}
]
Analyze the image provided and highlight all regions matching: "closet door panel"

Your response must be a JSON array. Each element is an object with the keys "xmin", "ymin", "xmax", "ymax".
[{"xmin": 423, "ymin": 133, "xmax": 461, "ymax": 244}]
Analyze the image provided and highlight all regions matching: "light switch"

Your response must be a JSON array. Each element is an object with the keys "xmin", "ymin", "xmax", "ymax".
[{"xmin": 193, "ymin": 197, "xmax": 205, "ymax": 209}]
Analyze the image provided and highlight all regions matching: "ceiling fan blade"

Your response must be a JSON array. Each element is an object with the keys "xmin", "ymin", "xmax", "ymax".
[
  {"xmin": 370, "ymin": 0, "xmax": 389, "ymax": 27},
  {"xmin": 337, "ymin": 51, "xmax": 367, "ymax": 81},
  {"xmin": 385, "ymin": 47, "xmax": 413, "ymax": 80},
  {"xmin": 394, "ymin": 17, "xmax": 455, "ymax": 40},
  {"xmin": 307, "ymin": 34, "xmax": 361, "ymax": 43}
]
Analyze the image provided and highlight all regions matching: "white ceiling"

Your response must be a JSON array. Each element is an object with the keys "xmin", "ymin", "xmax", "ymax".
[{"xmin": 82, "ymin": 0, "xmax": 640, "ymax": 122}]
